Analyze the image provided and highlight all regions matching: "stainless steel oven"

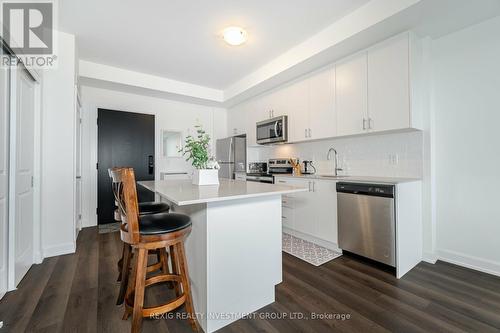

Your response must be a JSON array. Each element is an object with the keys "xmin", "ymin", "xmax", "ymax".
[{"xmin": 256, "ymin": 116, "xmax": 288, "ymax": 144}]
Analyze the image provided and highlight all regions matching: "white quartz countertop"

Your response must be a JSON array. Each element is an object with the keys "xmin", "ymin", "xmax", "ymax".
[
  {"xmin": 274, "ymin": 174, "xmax": 421, "ymax": 184},
  {"xmin": 138, "ymin": 179, "xmax": 308, "ymax": 206}
]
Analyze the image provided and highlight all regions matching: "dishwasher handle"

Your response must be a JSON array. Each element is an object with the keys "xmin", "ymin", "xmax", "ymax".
[{"xmin": 336, "ymin": 182, "xmax": 395, "ymax": 198}]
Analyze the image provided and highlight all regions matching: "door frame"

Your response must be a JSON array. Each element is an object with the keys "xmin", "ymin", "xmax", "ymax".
[
  {"xmin": 7, "ymin": 64, "xmax": 42, "ymax": 291},
  {"xmin": 74, "ymin": 86, "xmax": 82, "ymax": 239},
  {"xmin": 89, "ymin": 107, "xmax": 156, "ymax": 226}
]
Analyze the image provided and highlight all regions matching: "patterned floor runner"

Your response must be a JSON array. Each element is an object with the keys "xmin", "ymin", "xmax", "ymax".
[{"xmin": 282, "ymin": 232, "xmax": 342, "ymax": 266}]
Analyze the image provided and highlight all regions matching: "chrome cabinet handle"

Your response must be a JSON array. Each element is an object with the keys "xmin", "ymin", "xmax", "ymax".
[
  {"xmin": 305, "ymin": 128, "xmax": 308, "ymax": 138},
  {"xmin": 369, "ymin": 118, "xmax": 373, "ymax": 129},
  {"xmin": 308, "ymin": 128, "xmax": 312, "ymax": 138},
  {"xmin": 362, "ymin": 118, "xmax": 367, "ymax": 130}
]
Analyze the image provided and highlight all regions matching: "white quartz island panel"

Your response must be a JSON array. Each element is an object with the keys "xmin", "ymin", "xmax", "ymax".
[{"xmin": 138, "ymin": 179, "xmax": 307, "ymax": 333}]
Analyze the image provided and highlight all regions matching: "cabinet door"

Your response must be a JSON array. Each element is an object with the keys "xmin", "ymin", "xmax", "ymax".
[
  {"xmin": 289, "ymin": 179, "xmax": 315, "ymax": 236},
  {"xmin": 286, "ymin": 79, "xmax": 310, "ymax": 143},
  {"xmin": 227, "ymin": 103, "xmax": 247, "ymax": 136},
  {"xmin": 311, "ymin": 180, "xmax": 338, "ymax": 244},
  {"xmin": 309, "ymin": 66, "xmax": 336, "ymax": 140},
  {"xmin": 244, "ymin": 100, "xmax": 264, "ymax": 146},
  {"xmin": 276, "ymin": 177, "xmax": 314, "ymax": 235},
  {"xmin": 367, "ymin": 35, "xmax": 410, "ymax": 132},
  {"xmin": 267, "ymin": 88, "xmax": 287, "ymax": 118},
  {"xmin": 336, "ymin": 53, "xmax": 368, "ymax": 136}
]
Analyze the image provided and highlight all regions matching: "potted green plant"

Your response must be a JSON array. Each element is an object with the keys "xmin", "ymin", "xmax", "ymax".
[{"xmin": 180, "ymin": 125, "xmax": 220, "ymax": 185}]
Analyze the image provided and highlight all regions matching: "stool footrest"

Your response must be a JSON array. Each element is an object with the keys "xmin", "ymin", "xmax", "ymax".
[
  {"xmin": 125, "ymin": 293, "xmax": 187, "ymax": 318},
  {"xmin": 146, "ymin": 262, "xmax": 163, "ymax": 273},
  {"xmin": 145, "ymin": 274, "xmax": 182, "ymax": 287}
]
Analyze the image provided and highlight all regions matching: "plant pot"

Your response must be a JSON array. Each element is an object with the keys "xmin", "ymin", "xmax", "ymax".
[{"xmin": 192, "ymin": 169, "xmax": 219, "ymax": 186}]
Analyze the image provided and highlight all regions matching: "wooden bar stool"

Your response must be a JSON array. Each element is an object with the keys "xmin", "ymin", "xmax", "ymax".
[
  {"xmin": 109, "ymin": 168, "xmax": 171, "ymax": 305},
  {"xmin": 109, "ymin": 168, "xmax": 198, "ymax": 333}
]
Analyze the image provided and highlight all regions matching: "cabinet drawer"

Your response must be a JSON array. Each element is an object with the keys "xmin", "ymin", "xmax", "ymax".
[
  {"xmin": 282, "ymin": 196, "xmax": 293, "ymax": 208},
  {"xmin": 275, "ymin": 178, "xmax": 290, "ymax": 185}
]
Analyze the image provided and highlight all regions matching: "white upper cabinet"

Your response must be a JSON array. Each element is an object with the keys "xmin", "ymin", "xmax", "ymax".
[
  {"xmin": 227, "ymin": 102, "xmax": 247, "ymax": 136},
  {"xmin": 227, "ymin": 32, "xmax": 420, "ymax": 142},
  {"xmin": 367, "ymin": 34, "xmax": 410, "ymax": 132},
  {"xmin": 286, "ymin": 79, "xmax": 309, "ymax": 143},
  {"xmin": 308, "ymin": 66, "xmax": 336, "ymax": 140},
  {"xmin": 335, "ymin": 52, "xmax": 368, "ymax": 136}
]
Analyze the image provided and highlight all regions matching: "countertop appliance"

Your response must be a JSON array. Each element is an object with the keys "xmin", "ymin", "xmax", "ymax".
[
  {"xmin": 337, "ymin": 182, "xmax": 396, "ymax": 267},
  {"xmin": 268, "ymin": 158, "xmax": 293, "ymax": 175},
  {"xmin": 246, "ymin": 159, "xmax": 294, "ymax": 184},
  {"xmin": 246, "ymin": 162, "xmax": 273, "ymax": 184},
  {"xmin": 256, "ymin": 115, "xmax": 288, "ymax": 144},
  {"xmin": 216, "ymin": 136, "xmax": 246, "ymax": 179}
]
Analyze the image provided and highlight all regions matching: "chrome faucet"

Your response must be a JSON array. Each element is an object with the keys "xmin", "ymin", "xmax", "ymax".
[{"xmin": 327, "ymin": 148, "xmax": 343, "ymax": 176}]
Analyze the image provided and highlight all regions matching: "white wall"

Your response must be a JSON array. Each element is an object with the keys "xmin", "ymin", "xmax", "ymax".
[
  {"xmin": 249, "ymin": 131, "xmax": 423, "ymax": 178},
  {"xmin": 431, "ymin": 15, "xmax": 500, "ymax": 276},
  {"xmin": 80, "ymin": 86, "xmax": 227, "ymax": 227},
  {"xmin": 40, "ymin": 31, "xmax": 77, "ymax": 258}
]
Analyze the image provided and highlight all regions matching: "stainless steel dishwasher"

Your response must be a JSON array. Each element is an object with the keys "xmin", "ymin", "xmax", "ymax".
[{"xmin": 337, "ymin": 182, "xmax": 396, "ymax": 267}]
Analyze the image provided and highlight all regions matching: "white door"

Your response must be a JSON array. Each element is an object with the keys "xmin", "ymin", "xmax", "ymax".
[
  {"xmin": 336, "ymin": 53, "xmax": 368, "ymax": 136},
  {"xmin": 75, "ymin": 91, "xmax": 82, "ymax": 236},
  {"xmin": 0, "ymin": 59, "xmax": 10, "ymax": 294},
  {"xmin": 309, "ymin": 66, "xmax": 336, "ymax": 140},
  {"xmin": 14, "ymin": 69, "xmax": 35, "ymax": 286},
  {"xmin": 367, "ymin": 34, "xmax": 410, "ymax": 132}
]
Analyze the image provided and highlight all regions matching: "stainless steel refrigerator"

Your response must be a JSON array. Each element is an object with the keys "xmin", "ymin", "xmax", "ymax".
[{"xmin": 216, "ymin": 136, "xmax": 246, "ymax": 179}]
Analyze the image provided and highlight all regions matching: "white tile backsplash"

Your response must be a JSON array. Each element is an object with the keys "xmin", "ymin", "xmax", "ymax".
[{"xmin": 248, "ymin": 130, "xmax": 423, "ymax": 178}]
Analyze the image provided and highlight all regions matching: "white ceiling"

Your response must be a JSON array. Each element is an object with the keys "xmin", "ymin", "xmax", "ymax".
[{"xmin": 59, "ymin": 0, "xmax": 369, "ymax": 89}]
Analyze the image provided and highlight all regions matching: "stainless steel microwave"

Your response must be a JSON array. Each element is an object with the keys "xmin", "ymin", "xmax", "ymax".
[{"xmin": 256, "ymin": 115, "xmax": 288, "ymax": 144}]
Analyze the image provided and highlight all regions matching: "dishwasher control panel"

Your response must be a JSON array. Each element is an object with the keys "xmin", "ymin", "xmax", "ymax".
[{"xmin": 336, "ymin": 182, "xmax": 394, "ymax": 198}]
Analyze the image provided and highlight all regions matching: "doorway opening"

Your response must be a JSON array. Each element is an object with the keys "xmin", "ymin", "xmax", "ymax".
[{"xmin": 96, "ymin": 109, "xmax": 155, "ymax": 225}]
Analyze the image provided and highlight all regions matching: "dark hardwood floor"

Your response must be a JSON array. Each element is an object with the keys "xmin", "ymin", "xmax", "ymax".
[{"xmin": 1, "ymin": 227, "xmax": 500, "ymax": 332}]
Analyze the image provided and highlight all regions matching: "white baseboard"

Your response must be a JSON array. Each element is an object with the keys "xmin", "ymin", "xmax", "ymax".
[
  {"xmin": 33, "ymin": 250, "xmax": 43, "ymax": 264},
  {"xmin": 422, "ymin": 251, "xmax": 438, "ymax": 264},
  {"xmin": 42, "ymin": 242, "xmax": 76, "ymax": 258},
  {"xmin": 282, "ymin": 227, "xmax": 342, "ymax": 253},
  {"xmin": 437, "ymin": 249, "xmax": 500, "ymax": 277}
]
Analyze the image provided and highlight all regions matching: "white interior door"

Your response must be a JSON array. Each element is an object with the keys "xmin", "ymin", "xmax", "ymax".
[
  {"xmin": 0, "ymin": 57, "xmax": 10, "ymax": 296},
  {"xmin": 14, "ymin": 69, "xmax": 35, "ymax": 286}
]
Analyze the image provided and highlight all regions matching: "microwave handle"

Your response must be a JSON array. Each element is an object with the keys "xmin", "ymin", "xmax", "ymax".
[{"xmin": 274, "ymin": 121, "xmax": 278, "ymax": 137}]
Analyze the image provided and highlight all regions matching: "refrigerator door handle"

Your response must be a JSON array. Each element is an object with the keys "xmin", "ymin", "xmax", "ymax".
[{"xmin": 229, "ymin": 137, "xmax": 234, "ymax": 163}]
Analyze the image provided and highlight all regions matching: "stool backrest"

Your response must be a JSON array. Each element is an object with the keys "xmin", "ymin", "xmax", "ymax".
[{"xmin": 108, "ymin": 167, "xmax": 140, "ymax": 244}]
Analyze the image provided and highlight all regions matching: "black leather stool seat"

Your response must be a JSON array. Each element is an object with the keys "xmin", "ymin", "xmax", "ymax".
[
  {"xmin": 138, "ymin": 213, "xmax": 191, "ymax": 235},
  {"xmin": 138, "ymin": 202, "xmax": 170, "ymax": 215}
]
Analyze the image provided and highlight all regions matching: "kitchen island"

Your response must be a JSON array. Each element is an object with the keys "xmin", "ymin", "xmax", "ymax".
[{"xmin": 138, "ymin": 179, "xmax": 307, "ymax": 333}]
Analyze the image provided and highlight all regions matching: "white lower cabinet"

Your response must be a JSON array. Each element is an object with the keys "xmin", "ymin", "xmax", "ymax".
[{"xmin": 276, "ymin": 177, "xmax": 338, "ymax": 246}]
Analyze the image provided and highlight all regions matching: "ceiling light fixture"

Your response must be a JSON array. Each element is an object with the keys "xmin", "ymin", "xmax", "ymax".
[{"xmin": 223, "ymin": 26, "xmax": 247, "ymax": 46}]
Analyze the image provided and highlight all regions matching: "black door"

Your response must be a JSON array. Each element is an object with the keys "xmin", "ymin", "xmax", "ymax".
[{"xmin": 97, "ymin": 109, "xmax": 155, "ymax": 224}]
